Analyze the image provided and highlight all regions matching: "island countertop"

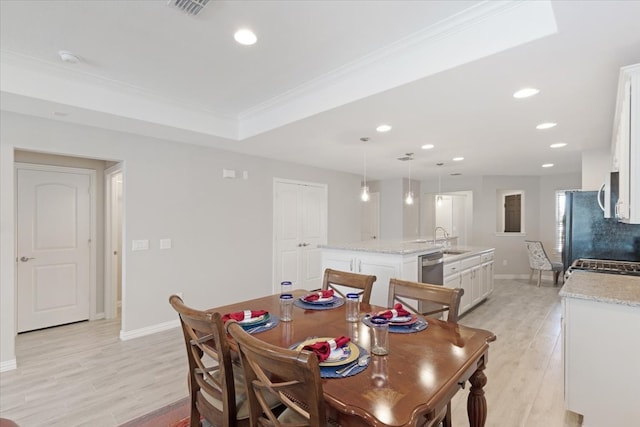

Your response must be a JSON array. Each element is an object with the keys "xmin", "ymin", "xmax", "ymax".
[
  {"xmin": 319, "ymin": 240, "xmax": 494, "ymax": 257},
  {"xmin": 559, "ymin": 271, "xmax": 640, "ymax": 307},
  {"xmin": 319, "ymin": 240, "xmax": 443, "ymax": 255}
]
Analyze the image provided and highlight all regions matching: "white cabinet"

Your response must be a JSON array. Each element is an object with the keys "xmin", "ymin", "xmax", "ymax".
[
  {"xmin": 480, "ymin": 252, "xmax": 495, "ymax": 299},
  {"xmin": 443, "ymin": 250, "xmax": 494, "ymax": 315},
  {"xmin": 563, "ymin": 295, "xmax": 640, "ymax": 425},
  {"xmin": 322, "ymin": 249, "xmax": 418, "ymax": 307},
  {"xmin": 611, "ymin": 63, "xmax": 640, "ymax": 224}
]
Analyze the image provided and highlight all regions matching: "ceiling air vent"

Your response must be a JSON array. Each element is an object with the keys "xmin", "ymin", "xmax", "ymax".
[{"xmin": 168, "ymin": 0, "xmax": 210, "ymax": 16}]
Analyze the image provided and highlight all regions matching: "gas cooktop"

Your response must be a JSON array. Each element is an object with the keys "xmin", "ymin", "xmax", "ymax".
[{"xmin": 568, "ymin": 259, "xmax": 640, "ymax": 276}]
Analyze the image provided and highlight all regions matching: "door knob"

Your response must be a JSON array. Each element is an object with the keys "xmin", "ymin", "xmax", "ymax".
[{"xmin": 20, "ymin": 256, "xmax": 36, "ymax": 262}]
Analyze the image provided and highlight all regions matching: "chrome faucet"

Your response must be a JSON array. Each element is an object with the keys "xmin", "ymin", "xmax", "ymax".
[{"xmin": 433, "ymin": 226, "xmax": 449, "ymax": 244}]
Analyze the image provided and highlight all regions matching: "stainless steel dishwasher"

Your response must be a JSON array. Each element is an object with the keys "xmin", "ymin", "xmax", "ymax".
[
  {"xmin": 417, "ymin": 251, "xmax": 445, "ymax": 318},
  {"xmin": 418, "ymin": 251, "xmax": 444, "ymax": 285}
]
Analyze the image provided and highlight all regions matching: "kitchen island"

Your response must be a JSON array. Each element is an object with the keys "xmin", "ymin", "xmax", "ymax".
[
  {"xmin": 320, "ymin": 240, "xmax": 494, "ymax": 309},
  {"xmin": 560, "ymin": 271, "xmax": 640, "ymax": 426}
]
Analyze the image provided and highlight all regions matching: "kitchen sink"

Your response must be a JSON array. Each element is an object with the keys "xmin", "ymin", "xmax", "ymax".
[{"xmin": 443, "ymin": 249, "xmax": 468, "ymax": 255}]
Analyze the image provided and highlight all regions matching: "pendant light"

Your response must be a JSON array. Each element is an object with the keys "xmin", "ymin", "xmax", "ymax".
[
  {"xmin": 436, "ymin": 163, "xmax": 444, "ymax": 207},
  {"xmin": 405, "ymin": 153, "xmax": 414, "ymax": 205},
  {"xmin": 360, "ymin": 137, "xmax": 370, "ymax": 202}
]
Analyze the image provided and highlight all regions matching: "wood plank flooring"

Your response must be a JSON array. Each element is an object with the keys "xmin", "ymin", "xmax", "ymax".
[{"xmin": 0, "ymin": 279, "xmax": 582, "ymax": 426}]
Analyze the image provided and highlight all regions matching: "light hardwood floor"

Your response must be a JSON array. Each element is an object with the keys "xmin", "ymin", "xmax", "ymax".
[{"xmin": 0, "ymin": 279, "xmax": 582, "ymax": 426}]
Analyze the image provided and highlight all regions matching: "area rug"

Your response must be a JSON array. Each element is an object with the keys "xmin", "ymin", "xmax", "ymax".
[{"xmin": 118, "ymin": 397, "xmax": 195, "ymax": 427}]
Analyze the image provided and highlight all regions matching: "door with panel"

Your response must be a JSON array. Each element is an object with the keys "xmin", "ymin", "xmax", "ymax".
[
  {"xmin": 16, "ymin": 165, "xmax": 94, "ymax": 332},
  {"xmin": 274, "ymin": 180, "xmax": 327, "ymax": 292}
]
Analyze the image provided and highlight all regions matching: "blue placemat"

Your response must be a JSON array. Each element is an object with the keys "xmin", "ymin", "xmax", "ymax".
[
  {"xmin": 293, "ymin": 296, "xmax": 345, "ymax": 310},
  {"xmin": 288, "ymin": 341, "xmax": 370, "ymax": 378},
  {"xmin": 361, "ymin": 315, "xmax": 428, "ymax": 334},
  {"xmin": 245, "ymin": 315, "xmax": 280, "ymax": 334},
  {"xmin": 320, "ymin": 345, "xmax": 369, "ymax": 378}
]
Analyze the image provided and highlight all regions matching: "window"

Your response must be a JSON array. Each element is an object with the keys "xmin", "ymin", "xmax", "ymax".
[
  {"xmin": 496, "ymin": 190, "xmax": 525, "ymax": 234},
  {"xmin": 555, "ymin": 190, "xmax": 566, "ymax": 253}
]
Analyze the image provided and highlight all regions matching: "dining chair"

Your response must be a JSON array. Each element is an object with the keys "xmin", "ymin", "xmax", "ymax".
[
  {"xmin": 321, "ymin": 268, "xmax": 377, "ymax": 304},
  {"xmin": 226, "ymin": 320, "xmax": 339, "ymax": 427},
  {"xmin": 169, "ymin": 295, "xmax": 267, "ymax": 427},
  {"xmin": 387, "ymin": 278, "xmax": 464, "ymax": 427},
  {"xmin": 387, "ymin": 278, "xmax": 464, "ymax": 322},
  {"xmin": 524, "ymin": 240, "xmax": 564, "ymax": 287}
]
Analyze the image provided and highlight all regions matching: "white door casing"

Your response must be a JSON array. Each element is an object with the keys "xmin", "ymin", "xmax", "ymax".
[
  {"xmin": 274, "ymin": 180, "xmax": 327, "ymax": 292},
  {"xmin": 360, "ymin": 192, "xmax": 380, "ymax": 241},
  {"xmin": 16, "ymin": 165, "xmax": 94, "ymax": 332},
  {"xmin": 104, "ymin": 164, "xmax": 123, "ymax": 320}
]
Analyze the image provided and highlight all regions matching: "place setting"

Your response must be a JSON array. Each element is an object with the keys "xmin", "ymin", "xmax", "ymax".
[
  {"xmin": 293, "ymin": 289, "xmax": 345, "ymax": 310},
  {"xmin": 222, "ymin": 309, "xmax": 279, "ymax": 334},
  {"xmin": 290, "ymin": 336, "xmax": 370, "ymax": 378},
  {"xmin": 361, "ymin": 303, "xmax": 428, "ymax": 334}
]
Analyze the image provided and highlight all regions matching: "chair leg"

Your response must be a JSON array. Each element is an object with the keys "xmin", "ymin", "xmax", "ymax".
[
  {"xmin": 537, "ymin": 270, "xmax": 542, "ymax": 287},
  {"xmin": 554, "ymin": 271, "xmax": 560, "ymax": 286},
  {"xmin": 529, "ymin": 269, "xmax": 533, "ymax": 283}
]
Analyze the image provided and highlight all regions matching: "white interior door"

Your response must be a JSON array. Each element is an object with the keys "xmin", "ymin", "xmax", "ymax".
[
  {"xmin": 299, "ymin": 185, "xmax": 326, "ymax": 289},
  {"xmin": 274, "ymin": 180, "xmax": 327, "ymax": 292},
  {"xmin": 17, "ymin": 166, "xmax": 93, "ymax": 332},
  {"xmin": 360, "ymin": 192, "xmax": 380, "ymax": 241}
]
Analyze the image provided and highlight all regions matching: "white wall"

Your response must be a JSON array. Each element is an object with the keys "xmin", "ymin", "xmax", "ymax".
[
  {"xmin": 418, "ymin": 173, "xmax": 582, "ymax": 276},
  {"xmin": 0, "ymin": 111, "xmax": 362, "ymax": 367}
]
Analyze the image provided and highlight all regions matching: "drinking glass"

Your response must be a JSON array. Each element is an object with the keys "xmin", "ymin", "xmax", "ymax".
[
  {"xmin": 279, "ymin": 294, "xmax": 294, "ymax": 322},
  {"xmin": 369, "ymin": 316, "xmax": 389, "ymax": 355},
  {"xmin": 345, "ymin": 293, "xmax": 360, "ymax": 322},
  {"xmin": 280, "ymin": 281, "xmax": 293, "ymax": 295}
]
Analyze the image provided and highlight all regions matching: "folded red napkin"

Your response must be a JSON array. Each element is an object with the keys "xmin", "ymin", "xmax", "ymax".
[
  {"xmin": 302, "ymin": 336, "xmax": 350, "ymax": 362},
  {"xmin": 376, "ymin": 303, "xmax": 410, "ymax": 319},
  {"xmin": 222, "ymin": 310, "xmax": 267, "ymax": 323},
  {"xmin": 303, "ymin": 289, "xmax": 334, "ymax": 302}
]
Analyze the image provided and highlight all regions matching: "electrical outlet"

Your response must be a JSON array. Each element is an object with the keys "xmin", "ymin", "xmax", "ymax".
[{"xmin": 502, "ymin": 259, "xmax": 508, "ymax": 266}]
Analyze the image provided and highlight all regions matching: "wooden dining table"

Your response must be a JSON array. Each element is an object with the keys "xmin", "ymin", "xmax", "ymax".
[{"xmin": 210, "ymin": 289, "xmax": 496, "ymax": 427}]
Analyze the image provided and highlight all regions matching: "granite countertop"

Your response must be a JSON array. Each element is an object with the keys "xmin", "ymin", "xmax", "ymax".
[
  {"xmin": 559, "ymin": 271, "xmax": 640, "ymax": 307},
  {"xmin": 319, "ymin": 240, "xmax": 494, "ymax": 257},
  {"xmin": 441, "ymin": 245, "xmax": 495, "ymax": 262},
  {"xmin": 319, "ymin": 240, "xmax": 442, "ymax": 255}
]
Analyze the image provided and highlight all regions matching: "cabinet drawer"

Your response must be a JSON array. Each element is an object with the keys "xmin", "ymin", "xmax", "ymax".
[
  {"xmin": 481, "ymin": 252, "xmax": 494, "ymax": 263},
  {"xmin": 460, "ymin": 255, "xmax": 481, "ymax": 270},
  {"xmin": 444, "ymin": 261, "xmax": 461, "ymax": 277}
]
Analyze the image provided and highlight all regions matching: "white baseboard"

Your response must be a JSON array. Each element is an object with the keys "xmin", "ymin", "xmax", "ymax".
[
  {"xmin": 1, "ymin": 358, "xmax": 17, "ymax": 372},
  {"xmin": 119, "ymin": 319, "xmax": 180, "ymax": 341}
]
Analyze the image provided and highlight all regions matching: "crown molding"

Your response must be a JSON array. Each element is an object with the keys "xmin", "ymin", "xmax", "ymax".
[{"xmin": 238, "ymin": 0, "xmax": 557, "ymax": 139}]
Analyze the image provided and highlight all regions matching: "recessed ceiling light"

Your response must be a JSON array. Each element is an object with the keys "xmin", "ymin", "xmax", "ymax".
[
  {"xmin": 513, "ymin": 87, "xmax": 540, "ymax": 98},
  {"xmin": 58, "ymin": 50, "xmax": 80, "ymax": 64},
  {"xmin": 550, "ymin": 142, "xmax": 567, "ymax": 148},
  {"xmin": 542, "ymin": 163, "xmax": 554, "ymax": 168},
  {"xmin": 536, "ymin": 122, "xmax": 557, "ymax": 130},
  {"xmin": 234, "ymin": 29, "xmax": 257, "ymax": 45},
  {"xmin": 452, "ymin": 157, "xmax": 464, "ymax": 161},
  {"xmin": 421, "ymin": 144, "xmax": 434, "ymax": 150},
  {"xmin": 376, "ymin": 124, "xmax": 391, "ymax": 132}
]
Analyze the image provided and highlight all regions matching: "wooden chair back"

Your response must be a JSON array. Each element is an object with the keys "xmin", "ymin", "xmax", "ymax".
[
  {"xmin": 226, "ymin": 321, "xmax": 328, "ymax": 427},
  {"xmin": 387, "ymin": 278, "xmax": 464, "ymax": 322},
  {"xmin": 321, "ymin": 268, "xmax": 377, "ymax": 304},
  {"xmin": 169, "ymin": 295, "xmax": 247, "ymax": 427}
]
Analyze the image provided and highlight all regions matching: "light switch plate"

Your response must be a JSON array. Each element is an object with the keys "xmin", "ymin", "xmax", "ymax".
[
  {"xmin": 160, "ymin": 238, "xmax": 172, "ymax": 249},
  {"xmin": 132, "ymin": 239, "xmax": 149, "ymax": 251}
]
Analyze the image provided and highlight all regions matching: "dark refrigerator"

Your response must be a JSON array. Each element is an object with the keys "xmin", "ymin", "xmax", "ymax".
[{"xmin": 563, "ymin": 190, "xmax": 640, "ymax": 271}]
